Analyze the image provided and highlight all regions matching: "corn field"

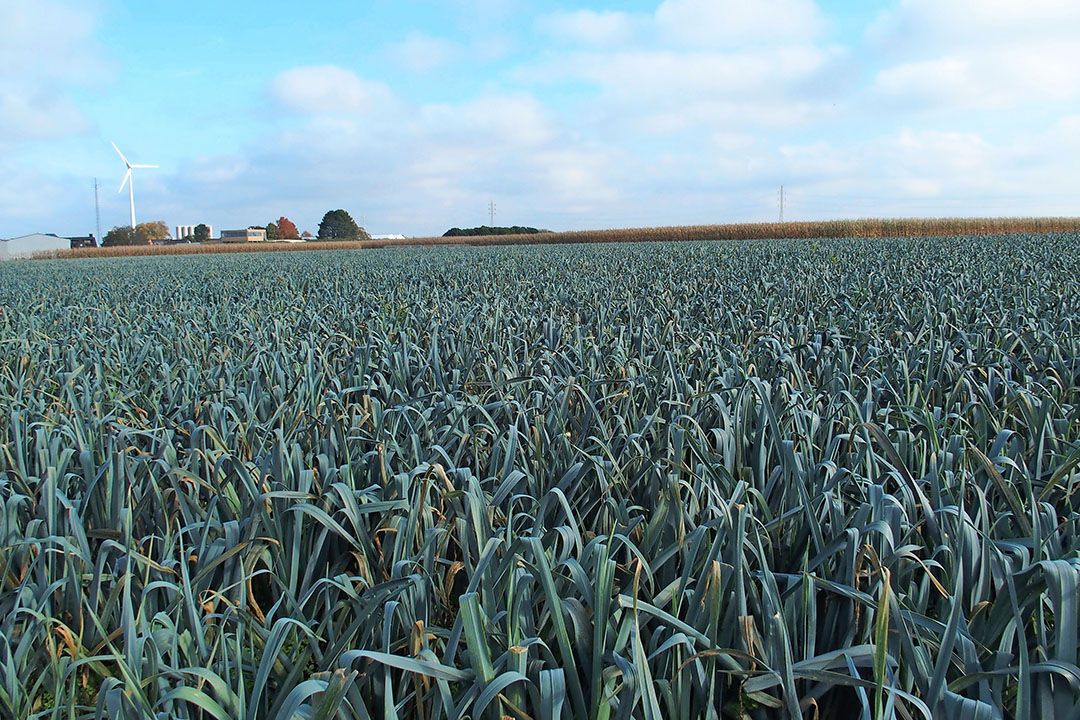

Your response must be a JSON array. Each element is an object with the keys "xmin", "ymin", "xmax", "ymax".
[
  {"xmin": 2, "ymin": 235, "xmax": 1080, "ymax": 719},
  {"xmin": 44, "ymin": 216, "xmax": 1080, "ymax": 260}
]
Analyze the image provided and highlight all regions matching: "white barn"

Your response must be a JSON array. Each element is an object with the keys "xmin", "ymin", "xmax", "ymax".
[{"xmin": 0, "ymin": 234, "xmax": 71, "ymax": 260}]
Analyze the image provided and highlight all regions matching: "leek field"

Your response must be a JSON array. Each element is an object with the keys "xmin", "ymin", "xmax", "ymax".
[{"xmin": 3, "ymin": 236, "xmax": 1080, "ymax": 719}]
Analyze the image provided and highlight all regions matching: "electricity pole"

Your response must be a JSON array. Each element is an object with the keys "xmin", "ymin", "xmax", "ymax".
[
  {"xmin": 94, "ymin": 178, "xmax": 102, "ymax": 242},
  {"xmin": 489, "ymin": 200, "xmax": 496, "ymax": 226},
  {"xmin": 778, "ymin": 185, "xmax": 785, "ymax": 223}
]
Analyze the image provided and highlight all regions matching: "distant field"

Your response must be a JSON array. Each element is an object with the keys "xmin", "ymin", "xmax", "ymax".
[
  {"xmin": 39, "ymin": 215, "xmax": 1080, "ymax": 259},
  {"xmin": 4, "ymin": 236, "xmax": 1080, "ymax": 718}
]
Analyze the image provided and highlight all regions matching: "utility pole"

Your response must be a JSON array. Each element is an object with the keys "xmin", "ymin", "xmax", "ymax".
[
  {"xmin": 94, "ymin": 178, "xmax": 102, "ymax": 242},
  {"xmin": 489, "ymin": 200, "xmax": 496, "ymax": 226},
  {"xmin": 779, "ymin": 185, "xmax": 785, "ymax": 224}
]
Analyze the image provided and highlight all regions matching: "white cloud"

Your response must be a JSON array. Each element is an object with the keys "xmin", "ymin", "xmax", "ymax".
[
  {"xmin": 778, "ymin": 142, "xmax": 859, "ymax": 178},
  {"xmin": 571, "ymin": 45, "xmax": 835, "ymax": 102},
  {"xmin": 894, "ymin": 129, "xmax": 991, "ymax": 176},
  {"xmin": 770, "ymin": 124, "xmax": 1080, "ymax": 218},
  {"xmin": 185, "ymin": 155, "xmax": 250, "ymax": 185},
  {"xmin": 525, "ymin": 0, "xmax": 845, "ymax": 141},
  {"xmin": 162, "ymin": 78, "xmax": 623, "ymax": 234},
  {"xmin": 420, "ymin": 94, "xmax": 556, "ymax": 148},
  {"xmin": 0, "ymin": 1, "xmax": 103, "ymax": 79},
  {"xmin": 874, "ymin": 58, "xmax": 973, "ymax": 105},
  {"xmin": 0, "ymin": 163, "xmax": 68, "ymax": 220},
  {"xmin": 870, "ymin": 0, "xmax": 1080, "ymax": 46},
  {"xmin": 0, "ymin": 0, "xmax": 105, "ymax": 145},
  {"xmin": 873, "ymin": 47, "xmax": 1080, "ymax": 109},
  {"xmin": 538, "ymin": 10, "xmax": 640, "ymax": 46},
  {"xmin": 522, "ymin": 40, "xmax": 843, "ymax": 140},
  {"xmin": 655, "ymin": 0, "xmax": 825, "ymax": 47},
  {"xmin": 269, "ymin": 66, "xmax": 396, "ymax": 115},
  {"xmin": 870, "ymin": 0, "xmax": 1080, "ymax": 109},
  {"xmin": 0, "ymin": 89, "xmax": 90, "ymax": 141},
  {"xmin": 388, "ymin": 34, "xmax": 462, "ymax": 73},
  {"xmin": 11, "ymin": 0, "xmax": 1080, "ymax": 237}
]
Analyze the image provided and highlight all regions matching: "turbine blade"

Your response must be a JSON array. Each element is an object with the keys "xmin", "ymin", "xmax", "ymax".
[
  {"xmin": 118, "ymin": 170, "xmax": 131, "ymax": 193},
  {"xmin": 131, "ymin": 164, "xmax": 159, "ymax": 169},
  {"xmin": 111, "ymin": 142, "xmax": 130, "ymax": 168}
]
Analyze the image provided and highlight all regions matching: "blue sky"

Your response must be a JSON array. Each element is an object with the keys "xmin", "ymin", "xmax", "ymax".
[{"xmin": 2, "ymin": 0, "xmax": 1079, "ymax": 237}]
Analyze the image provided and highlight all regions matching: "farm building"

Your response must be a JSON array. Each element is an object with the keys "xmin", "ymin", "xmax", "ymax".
[
  {"xmin": 221, "ymin": 228, "xmax": 267, "ymax": 243},
  {"xmin": 69, "ymin": 235, "xmax": 97, "ymax": 249},
  {"xmin": 0, "ymin": 233, "xmax": 72, "ymax": 260},
  {"xmin": 176, "ymin": 224, "xmax": 214, "ymax": 241}
]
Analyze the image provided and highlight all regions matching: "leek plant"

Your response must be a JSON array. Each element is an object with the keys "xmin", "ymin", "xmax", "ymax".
[{"xmin": 2, "ymin": 235, "xmax": 1079, "ymax": 718}]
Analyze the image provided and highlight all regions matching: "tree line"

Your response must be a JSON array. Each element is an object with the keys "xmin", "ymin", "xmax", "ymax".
[
  {"xmin": 102, "ymin": 210, "xmax": 369, "ymax": 246},
  {"xmin": 443, "ymin": 225, "xmax": 549, "ymax": 237}
]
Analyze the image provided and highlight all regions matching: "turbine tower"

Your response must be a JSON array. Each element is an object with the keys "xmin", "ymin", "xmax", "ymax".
[{"xmin": 112, "ymin": 142, "xmax": 158, "ymax": 229}]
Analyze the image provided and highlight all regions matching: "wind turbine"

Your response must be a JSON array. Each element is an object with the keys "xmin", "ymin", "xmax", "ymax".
[{"xmin": 112, "ymin": 142, "xmax": 158, "ymax": 230}]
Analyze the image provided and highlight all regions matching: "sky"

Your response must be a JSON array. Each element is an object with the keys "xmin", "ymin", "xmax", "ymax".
[{"xmin": 2, "ymin": 0, "xmax": 1079, "ymax": 238}]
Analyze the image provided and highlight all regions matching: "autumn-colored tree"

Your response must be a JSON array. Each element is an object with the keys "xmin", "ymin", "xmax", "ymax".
[
  {"xmin": 135, "ymin": 221, "xmax": 169, "ymax": 245},
  {"xmin": 277, "ymin": 216, "xmax": 299, "ymax": 239},
  {"xmin": 301, "ymin": 231, "xmax": 313, "ymax": 240}
]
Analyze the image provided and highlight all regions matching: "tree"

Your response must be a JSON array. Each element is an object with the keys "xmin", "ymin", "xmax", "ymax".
[
  {"xmin": 443, "ymin": 226, "xmax": 549, "ymax": 237},
  {"xmin": 277, "ymin": 216, "xmax": 299, "ymax": 239},
  {"xmin": 317, "ymin": 209, "xmax": 368, "ymax": 241},
  {"xmin": 193, "ymin": 224, "xmax": 210, "ymax": 243},
  {"xmin": 301, "ymin": 231, "xmax": 314, "ymax": 240},
  {"xmin": 103, "ymin": 226, "xmax": 137, "ymax": 246},
  {"xmin": 266, "ymin": 222, "xmax": 281, "ymax": 241},
  {"xmin": 135, "ymin": 221, "xmax": 169, "ymax": 245}
]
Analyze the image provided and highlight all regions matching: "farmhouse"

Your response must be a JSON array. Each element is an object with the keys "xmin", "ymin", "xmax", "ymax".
[
  {"xmin": 221, "ymin": 228, "xmax": 267, "ymax": 243},
  {"xmin": 0, "ymin": 233, "xmax": 72, "ymax": 260}
]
